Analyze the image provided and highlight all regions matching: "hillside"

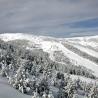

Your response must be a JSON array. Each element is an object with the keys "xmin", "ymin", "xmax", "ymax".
[{"xmin": 0, "ymin": 33, "xmax": 98, "ymax": 98}]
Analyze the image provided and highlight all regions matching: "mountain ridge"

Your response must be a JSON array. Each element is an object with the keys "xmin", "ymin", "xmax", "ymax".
[
  {"xmin": 0, "ymin": 33, "xmax": 98, "ymax": 77},
  {"xmin": 0, "ymin": 33, "xmax": 98, "ymax": 98}
]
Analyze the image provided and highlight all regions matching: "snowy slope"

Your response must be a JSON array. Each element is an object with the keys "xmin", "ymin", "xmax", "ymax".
[
  {"xmin": 0, "ymin": 76, "xmax": 31, "ymax": 98},
  {"xmin": 66, "ymin": 35, "xmax": 98, "ymax": 49},
  {"xmin": 72, "ymin": 44, "xmax": 98, "ymax": 58},
  {"xmin": 0, "ymin": 33, "xmax": 98, "ymax": 77},
  {"xmin": 0, "ymin": 33, "xmax": 98, "ymax": 98}
]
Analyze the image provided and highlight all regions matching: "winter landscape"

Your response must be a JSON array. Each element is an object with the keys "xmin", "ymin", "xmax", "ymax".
[
  {"xmin": 0, "ymin": 0, "xmax": 98, "ymax": 98},
  {"xmin": 0, "ymin": 33, "xmax": 98, "ymax": 98}
]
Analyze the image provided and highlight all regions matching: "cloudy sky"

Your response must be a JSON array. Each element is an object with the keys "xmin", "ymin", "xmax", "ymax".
[{"xmin": 0, "ymin": 0, "xmax": 98, "ymax": 37}]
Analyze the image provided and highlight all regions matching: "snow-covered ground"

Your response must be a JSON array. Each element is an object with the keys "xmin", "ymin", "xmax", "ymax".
[
  {"xmin": 70, "ymin": 75, "xmax": 97, "ymax": 84},
  {"xmin": 72, "ymin": 44, "xmax": 98, "ymax": 58},
  {"xmin": 0, "ymin": 33, "xmax": 98, "ymax": 77},
  {"xmin": 0, "ymin": 33, "xmax": 98, "ymax": 98},
  {"xmin": 0, "ymin": 76, "xmax": 31, "ymax": 98},
  {"xmin": 40, "ymin": 40, "xmax": 98, "ymax": 77},
  {"xmin": 66, "ymin": 35, "xmax": 98, "ymax": 48}
]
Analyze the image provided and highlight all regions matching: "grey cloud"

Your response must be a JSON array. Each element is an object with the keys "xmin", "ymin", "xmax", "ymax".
[{"xmin": 0, "ymin": 0, "xmax": 98, "ymax": 37}]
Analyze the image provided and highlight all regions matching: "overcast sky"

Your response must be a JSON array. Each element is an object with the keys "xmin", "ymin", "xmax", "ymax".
[{"xmin": 0, "ymin": 0, "xmax": 98, "ymax": 37}]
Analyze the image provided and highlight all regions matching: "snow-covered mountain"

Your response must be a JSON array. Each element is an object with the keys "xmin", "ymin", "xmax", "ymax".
[
  {"xmin": 0, "ymin": 33, "xmax": 98, "ymax": 77},
  {"xmin": 0, "ymin": 33, "xmax": 98, "ymax": 98}
]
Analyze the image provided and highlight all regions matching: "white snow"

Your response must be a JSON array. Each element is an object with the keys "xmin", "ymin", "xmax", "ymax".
[
  {"xmin": 0, "ymin": 33, "xmax": 98, "ymax": 77},
  {"xmin": 0, "ymin": 76, "xmax": 32, "ymax": 98},
  {"xmin": 66, "ymin": 36, "xmax": 98, "ymax": 48},
  {"xmin": 40, "ymin": 40, "xmax": 98, "ymax": 77},
  {"xmin": 0, "ymin": 33, "xmax": 98, "ymax": 98},
  {"xmin": 59, "ymin": 44, "xmax": 98, "ymax": 77},
  {"xmin": 73, "ymin": 44, "xmax": 98, "ymax": 58},
  {"xmin": 0, "ymin": 33, "xmax": 43, "ymax": 45},
  {"xmin": 70, "ymin": 75, "xmax": 97, "ymax": 84}
]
